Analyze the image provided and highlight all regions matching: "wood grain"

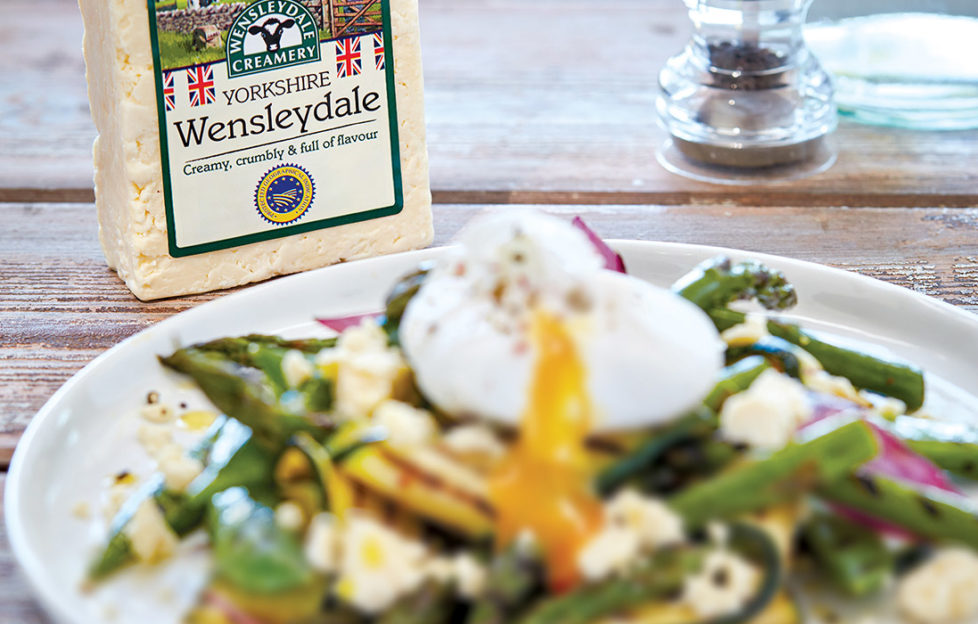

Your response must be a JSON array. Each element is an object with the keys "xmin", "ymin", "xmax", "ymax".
[
  {"xmin": 2, "ymin": 0, "xmax": 978, "ymax": 207},
  {"xmin": 2, "ymin": 201, "xmax": 976, "ymax": 469}
]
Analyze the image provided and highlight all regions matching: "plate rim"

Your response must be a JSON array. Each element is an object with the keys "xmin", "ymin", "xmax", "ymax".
[{"xmin": 6, "ymin": 239, "xmax": 978, "ymax": 623}]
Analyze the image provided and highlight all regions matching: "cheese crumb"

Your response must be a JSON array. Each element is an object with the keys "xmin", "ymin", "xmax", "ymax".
[
  {"xmin": 125, "ymin": 499, "xmax": 179, "ymax": 563},
  {"xmin": 140, "ymin": 402, "xmax": 175, "ymax": 423},
  {"xmin": 577, "ymin": 525, "xmax": 642, "ymax": 581},
  {"xmin": 281, "ymin": 349, "xmax": 315, "ymax": 388},
  {"xmin": 429, "ymin": 553, "xmax": 488, "ymax": 599},
  {"xmin": 720, "ymin": 369, "xmax": 812, "ymax": 450},
  {"xmin": 316, "ymin": 320, "xmax": 409, "ymax": 419},
  {"xmin": 373, "ymin": 400, "xmax": 437, "ymax": 447},
  {"xmin": 805, "ymin": 369, "xmax": 868, "ymax": 405},
  {"xmin": 442, "ymin": 424, "xmax": 506, "ymax": 464},
  {"xmin": 605, "ymin": 489, "xmax": 684, "ymax": 550},
  {"xmin": 155, "ymin": 445, "xmax": 204, "ymax": 492},
  {"xmin": 336, "ymin": 513, "xmax": 430, "ymax": 614},
  {"xmin": 137, "ymin": 423, "xmax": 174, "ymax": 456},
  {"xmin": 275, "ymin": 501, "xmax": 306, "ymax": 532},
  {"xmin": 720, "ymin": 313, "xmax": 769, "ymax": 346},
  {"xmin": 898, "ymin": 549, "xmax": 978, "ymax": 623},
  {"xmin": 304, "ymin": 513, "xmax": 340, "ymax": 574},
  {"xmin": 681, "ymin": 549, "xmax": 760, "ymax": 619}
]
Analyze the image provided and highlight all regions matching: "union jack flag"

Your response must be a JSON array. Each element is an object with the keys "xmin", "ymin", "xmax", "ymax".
[
  {"xmin": 372, "ymin": 33, "xmax": 385, "ymax": 71},
  {"xmin": 187, "ymin": 65, "xmax": 216, "ymax": 107},
  {"xmin": 335, "ymin": 37, "xmax": 361, "ymax": 78},
  {"xmin": 162, "ymin": 71, "xmax": 176, "ymax": 111}
]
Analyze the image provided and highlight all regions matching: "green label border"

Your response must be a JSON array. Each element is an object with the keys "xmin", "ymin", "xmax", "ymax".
[{"xmin": 147, "ymin": 1, "xmax": 404, "ymax": 258}]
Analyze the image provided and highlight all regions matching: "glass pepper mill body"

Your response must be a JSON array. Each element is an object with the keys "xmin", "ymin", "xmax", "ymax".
[{"xmin": 657, "ymin": 0, "xmax": 837, "ymax": 183}]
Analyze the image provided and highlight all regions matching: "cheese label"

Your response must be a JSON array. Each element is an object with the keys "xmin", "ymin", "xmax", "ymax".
[{"xmin": 147, "ymin": 0, "xmax": 402, "ymax": 257}]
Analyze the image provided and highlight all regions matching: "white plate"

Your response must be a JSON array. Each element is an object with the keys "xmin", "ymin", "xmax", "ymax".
[{"xmin": 7, "ymin": 241, "xmax": 978, "ymax": 624}]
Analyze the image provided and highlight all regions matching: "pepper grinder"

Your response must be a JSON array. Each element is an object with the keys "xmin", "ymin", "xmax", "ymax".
[{"xmin": 657, "ymin": 0, "xmax": 837, "ymax": 183}]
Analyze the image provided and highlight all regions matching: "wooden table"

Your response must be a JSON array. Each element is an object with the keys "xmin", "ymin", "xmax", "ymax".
[{"xmin": 2, "ymin": 0, "xmax": 977, "ymax": 620}]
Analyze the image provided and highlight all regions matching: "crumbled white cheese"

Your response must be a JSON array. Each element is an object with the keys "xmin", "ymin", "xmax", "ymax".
[
  {"xmin": 720, "ymin": 369, "xmax": 813, "ymax": 450},
  {"xmin": 103, "ymin": 480, "xmax": 136, "ymax": 523},
  {"xmin": 139, "ymin": 402, "xmax": 176, "ymax": 423},
  {"xmin": 577, "ymin": 525, "xmax": 643, "ymax": 581},
  {"xmin": 125, "ymin": 499, "xmax": 179, "ymax": 563},
  {"xmin": 681, "ymin": 549, "xmax": 760, "ymax": 619},
  {"xmin": 156, "ymin": 445, "xmax": 204, "ymax": 492},
  {"xmin": 861, "ymin": 391, "xmax": 907, "ymax": 420},
  {"xmin": 275, "ymin": 501, "xmax": 306, "ymax": 532},
  {"xmin": 898, "ymin": 549, "xmax": 978, "ymax": 623},
  {"xmin": 304, "ymin": 513, "xmax": 340, "ymax": 574},
  {"xmin": 429, "ymin": 553, "xmax": 488, "ymax": 599},
  {"xmin": 605, "ymin": 489, "xmax": 684, "ymax": 550},
  {"xmin": 720, "ymin": 313, "xmax": 769, "ymax": 347},
  {"xmin": 137, "ymin": 423, "xmax": 174, "ymax": 456},
  {"xmin": 373, "ymin": 400, "xmax": 437, "ymax": 448},
  {"xmin": 316, "ymin": 320, "xmax": 408, "ymax": 420},
  {"xmin": 442, "ymin": 424, "xmax": 506, "ymax": 462},
  {"xmin": 281, "ymin": 349, "xmax": 315, "ymax": 389},
  {"xmin": 804, "ymin": 369, "xmax": 868, "ymax": 405},
  {"xmin": 335, "ymin": 513, "xmax": 430, "ymax": 614}
]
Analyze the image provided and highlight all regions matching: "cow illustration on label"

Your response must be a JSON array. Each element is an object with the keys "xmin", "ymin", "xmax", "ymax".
[{"xmin": 247, "ymin": 18, "xmax": 297, "ymax": 53}]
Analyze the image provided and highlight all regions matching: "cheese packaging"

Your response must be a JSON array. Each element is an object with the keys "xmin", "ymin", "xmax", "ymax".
[{"xmin": 78, "ymin": 0, "xmax": 432, "ymax": 300}]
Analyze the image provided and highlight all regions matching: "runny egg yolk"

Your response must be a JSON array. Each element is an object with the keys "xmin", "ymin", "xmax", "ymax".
[{"xmin": 489, "ymin": 310, "xmax": 604, "ymax": 592}]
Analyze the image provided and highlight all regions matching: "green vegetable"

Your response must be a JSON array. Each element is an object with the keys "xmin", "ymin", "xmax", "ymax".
[
  {"xmin": 467, "ymin": 541, "xmax": 546, "ymax": 624},
  {"xmin": 703, "ymin": 356, "xmax": 772, "ymax": 413},
  {"xmin": 875, "ymin": 415, "xmax": 978, "ymax": 480},
  {"xmin": 670, "ymin": 420, "xmax": 879, "ymax": 528},
  {"xmin": 726, "ymin": 336, "xmax": 804, "ymax": 379},
  {"xmin": 376, "ymin": 582, "xmax": 459, "ymax": 624},
  {"xmin": 193, "ymin": 337, "xmax": 334, "ymax": 411},
  {"xmin": 207, "ymin": 486, "xmax": 315, "ymax": 594},
  {"xmin": 595, "ymin": 408, "xmax": 717, "ymax": 496},
  {"xmin": 88, "ymin": 419, "xmax": 276, "ymax": 581},
  {"xmin": 383, "ymin": 264, "xmax": 432, "ymax": 345},
  {"xmin": 516, "ymin": 524, "xmax": 781, "ymax": 624},
  {"xmin": 802, "ymin": 512, "xmax": 893, "ymax": 597},
  {"xmin": 160, "ymin": 347, "xmax": 322, "ymax": 450},
  {"xmin": 818, "ymin": 473, "xmax": 978, "ymax": 549},
  {"xmin": 709, "ymin": 308, "xmax": 925, "ymax": 411},
  {"xmin": 672, "ymin": 257, "xmax": 797, "ymax": 313}
]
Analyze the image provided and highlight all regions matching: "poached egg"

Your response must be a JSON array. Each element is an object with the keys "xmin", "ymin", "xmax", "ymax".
[{"xmin": 399, "ymin": 211, "xmax": 724, "ymax": 431}]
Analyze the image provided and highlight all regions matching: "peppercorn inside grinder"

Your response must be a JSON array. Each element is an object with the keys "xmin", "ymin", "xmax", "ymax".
[{"xmin": 657, "ymin": 0, "xmax": 837, "ymax": 183}]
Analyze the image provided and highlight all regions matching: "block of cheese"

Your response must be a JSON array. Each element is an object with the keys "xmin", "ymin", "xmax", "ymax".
[{"xmin": 78, "ymin": 0, "xmax": 432, "ymax": 301}]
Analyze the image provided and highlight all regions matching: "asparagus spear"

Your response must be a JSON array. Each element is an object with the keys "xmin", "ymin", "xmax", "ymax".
[
  {"xmin": 208, "ymin": 486, "xmax": 317, "ymax": 593},
  {"xmin": 376, "ymin": 582, "xmax": 459, "ymax": 624},
  {"xmin": 670, "ymin": 420, "xmax": 879, "ymax": 528},
  {"xmin": 709, "ymin": 308, "xmax": 925, "ymax": 411},
  {"xmin": 383, "ymin": 264, "xmax": 432, "ymax": 345},
  {"xmin": 516, "ymin": 524, "xmax": 781, "ymax": 624},
  {"xmin": 467, "ymin": 540, "xmax": 546, "ymax": 624},
  {"xmin": 874, "ymin": 415, "xmax": 978, "ymax": 480},
  {"xmin": 192, "ymin": 337, "xmax": 334, "ymax": 411},
  {"xmin": 817, "ymin": 473, "xmax": 978, "ymax": 549},
  {"xmin": 672, "ymin": 257, "xmax": 798, "ymax": 313},
  {"xmin": 87, "ymin": 419, "xmax": 275, "ymax": 580},
  {"xmin": 160, "ymin": 348, "xmax": 322, "ymax": 451},
  {"xmin": 726, "ymin": 336, "xmax": 804, "ymax": 379},
  {"xmin": 703, "ymin": 356, "xmax": 772, "ymax": 413},
  {"xmin": 801, "ymin": 512, "xmax": 894, "ymax": 597},
  {"xmin": 597, "ymin": 358, "xmax": 771, "ymax": 496}
]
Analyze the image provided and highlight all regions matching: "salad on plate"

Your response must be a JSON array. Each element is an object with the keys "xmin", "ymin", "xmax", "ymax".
[{"xmin": 83, "ymin": 212, "xmax": 978, "ymax": 624}]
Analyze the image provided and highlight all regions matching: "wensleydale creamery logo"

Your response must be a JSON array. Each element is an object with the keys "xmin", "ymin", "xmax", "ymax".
[{"xmin": 227, "ymin": 0, "xmax": 321, "ymax": 78}]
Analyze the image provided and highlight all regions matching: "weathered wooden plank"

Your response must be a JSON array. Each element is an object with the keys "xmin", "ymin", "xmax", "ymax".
[
  {"xmin": 2, "ymin": 202, "xmax": 977, "ymax": 469},
  {"xmin": 0, "ymin": 475, "xmax": 53, "ymax": 624},
  {"xmin": 2, "ymin": 0, "xmax": 977, "ymax": 206}
]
